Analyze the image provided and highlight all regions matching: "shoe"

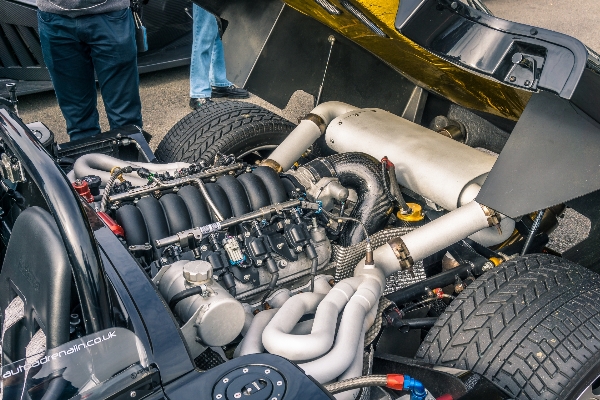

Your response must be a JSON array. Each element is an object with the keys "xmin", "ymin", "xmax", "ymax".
[
  {"xmin": 189, "ymin": 97, "xmax": 213, "ymax": 110},
  {"xmin": 211, "ymin": 85, "xmax": 250, "ymax": 99}
]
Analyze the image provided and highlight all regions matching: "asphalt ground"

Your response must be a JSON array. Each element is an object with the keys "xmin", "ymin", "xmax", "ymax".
[{"xmin": 16, "ymin": 0, "xmax": 594, "ymax": 252}]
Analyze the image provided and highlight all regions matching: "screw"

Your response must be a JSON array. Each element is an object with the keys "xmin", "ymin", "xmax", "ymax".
[
  {"xmin": 216, "ymin": 395, "xmax": 222, "ymax": 400},
  {"xmin": 296, "ymin": 246, "xmax": 303, "ymax": 252},
  {"xmin": 277, "ymin": 381, "xmax": 283, "ymax": 386},
  {"xmin": 450, "ymin": 1, "xmax": 458, "ymax": 9},
  {"xmin": 509, "ymin": 76, "xmax": 516, "ymax": 82},
  {"xmin": 234, "ymin": 393, "xmax": 242, "ymax": 399},
  {"xmin": 256, "ymin": 259, "xmax": 263, "ymax": 266},
  {"xmin": 200, "ymin": 245, "xmax": 208, "ymax": 251},
  {"xmin": 243, "ymin": 368, "xmax": 248, "ymax": 373},
  {"xmin": 160, "ymin": 257, "xmax": 168, "ymax": 265},
  {"xmin": 130, "ymin": 391, "xmax": 136, "ymax": 398},
  {"xmin": 223, "ymin": 378, "xmax": 229, "ymax": 383},
  {"xmin": 530, "ymin": 28, "xmax": 538, "ymax": 35},
  {"xmin": 244, "ymin": 231, "xmax": 251, "ymax": 237},
  {"xmin": 276, "ymin": 243, "xmax": 284, "ymax": 249},
  {"xmin": 265, "ymin": 369, "xmax": 271, "ymax": 374},
  {"xmin": 244, "ymin": 274, "xmax": 250, "ymax": 281},
  {"xmin": 279, "ymin": 260, "xmax": 288, "ymax": 268},
  {"xmin": 524, "ymin": 80, "xmax": 531, "ymax": 86}
]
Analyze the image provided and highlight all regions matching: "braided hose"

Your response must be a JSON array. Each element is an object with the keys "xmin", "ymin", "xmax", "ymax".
[
  {"xmin": 100, "ymin": 166, "xmax": 131, "ymax": 212},
  {"xmin": 324, "ymin": 375, "xmax": 388, "ymax": 394}
]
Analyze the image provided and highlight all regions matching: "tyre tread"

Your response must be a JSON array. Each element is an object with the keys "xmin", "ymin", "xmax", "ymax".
[
  {"xmin": 155, "ymin": 101, "xmax": 296, "ymax": 163},
  {"xmin": 416, "ymin": 254, "xmax": 600, "ymax": 399}
]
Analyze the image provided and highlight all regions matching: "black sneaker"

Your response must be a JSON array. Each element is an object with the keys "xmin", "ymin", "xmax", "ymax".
[
  {"xmin": 189, "ymin": 97, "xmax": 213, "ymax": 110},
  {"xmin": 211, "ymin": 85, "xmax": 250, "ymax": 99}
]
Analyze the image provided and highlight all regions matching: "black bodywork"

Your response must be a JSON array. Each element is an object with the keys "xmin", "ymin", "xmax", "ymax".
[{"xmin": 0, "ymin": 0, "xmax": 192, "ymax": 95}]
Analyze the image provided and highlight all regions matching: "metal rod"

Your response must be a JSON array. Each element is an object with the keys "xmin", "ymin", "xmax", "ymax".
[
  {"xmin": 193, "ymin": 178, "xmax": 225, "ymax": 222},
  {"xmin": 315, "ymin": 35, "xmax": 336, "ymax": 106},
  {"xmin": 156, "ymin": 199, "xmax": 302, "ymax": 248},
  {"xmin": 521, "ymin": 210, "xmax": 545, "ymax": 256},
  {"xmin": 108, "ymin": 162, "xmax": 243, "ymax": 202}
]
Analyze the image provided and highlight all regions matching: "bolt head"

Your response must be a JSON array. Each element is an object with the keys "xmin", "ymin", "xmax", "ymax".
[
  {"xmin": 243, "ymin": 368, "xmax": 248, "ymax": 373},
  {"xmin": 244, "ymin": 274, "xmax": 250, "ymax": 281},
  {"xmin": 244, "ymin": 231, "xmax": 251, "ymax": 237},
  {"xmin": 130, "ymin": 391, "xmax": 136, "ymax": 398},
  {"xmin": 216, "ymin": 395, "xmax": 223, "ymax": 399},
  {"xmin": 183, "ymin": 260, "xmax": 213, "ymax": 283},
  {"xmin": 256, "ymin": 259, "xmax": 263, "ymax": 266},
  {"xmin": 234, "ymin": 393, "xmax": 241, "ymax": 399},
  {"xmin": 509, "ymin": 76, "xmax": 516, "ymax": 82},
  {"xmin": 200, "ymin": 245, "xmax": 208, "ymax": 252},
  {"xmin": 265, "ymin": 369, "xmax": 271, "ymax": 374},
  {"xmin": 296, "ymin": 246, "xmax": 303, "ymax": 252}
]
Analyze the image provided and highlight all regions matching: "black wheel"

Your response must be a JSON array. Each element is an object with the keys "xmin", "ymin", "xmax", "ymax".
[
  {"xmin": 416, "ymin": 254, "xmax": 600, "ymax": 400},
  {"xmin": 155, "ymin": 100, "xmax": 296, "ymax": 164}
]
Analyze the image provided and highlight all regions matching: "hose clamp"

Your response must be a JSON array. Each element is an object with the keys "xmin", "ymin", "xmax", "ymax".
[
  {"xmin": 388, "ymin": 237, "xmax": 414, "ymax": 270},
  {"xmin": 480, "ymin": 204, "xmax": 501, "ymax": 227},
  {"xmin": 260, "ymin": 159, "xmax": 283, "ymax": 173},
  {"xmin": 304, "ymin": 113, "xmax": 327, "ymax": 134}
]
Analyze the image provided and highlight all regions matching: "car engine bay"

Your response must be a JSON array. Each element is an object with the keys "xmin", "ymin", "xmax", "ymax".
[{"xmin": 59, "ymin": 100, "xmax": 566, "ymax": 398}]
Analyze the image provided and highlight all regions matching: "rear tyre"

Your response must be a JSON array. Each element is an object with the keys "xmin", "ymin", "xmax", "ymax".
[
  {"xmin": 155, "ymin": 100, "xmax": 296, "ymax": 164},
  {"xmin": 416, "ymin": 254, "xmax": 600, "ymax": 400}
]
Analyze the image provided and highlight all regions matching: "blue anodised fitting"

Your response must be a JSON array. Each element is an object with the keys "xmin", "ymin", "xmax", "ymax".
[
  {"xmin": 403, "ymin": 375, "xmax": 427, "ymax": 400},
  {"xmin": 315, "ymin": 200, "xmax": 323, "ymax": 214}
]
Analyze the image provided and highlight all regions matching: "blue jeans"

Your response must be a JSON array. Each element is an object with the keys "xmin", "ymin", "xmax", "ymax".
[
  {"xmin": 38, "ymin": 9, "xmax": 143, "ymax": 141},
  {"xmin": 190, "ymin": 4, "xmax": 232, "ymax": 99}
]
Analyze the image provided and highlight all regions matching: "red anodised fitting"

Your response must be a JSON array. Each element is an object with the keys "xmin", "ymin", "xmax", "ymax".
[
  {"xmin": 436, "ymin": 394, "xmax": 454, "ymax": 400},
  {"xmin": 432, "ymin": 288, "xmax": 445, "ymax": 299},
  {"xmin": 381, "ymin": 156, "xmax": 394, "ymax": 170},
  {"xmin": 386, "ymin": 374, "xmax": 405, "ymax": 390},
  {"xmin": 72, "ymin": 179, "xmax": 94, "ymax": 203},
  {"xmin": 97, "ymin": 211, "xmax": 125, "ymax": 237}
]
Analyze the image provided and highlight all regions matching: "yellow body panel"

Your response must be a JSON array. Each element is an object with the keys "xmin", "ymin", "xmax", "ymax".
[{"xmin": 284, "ymin": 0, "xmax": 532, "ymax": 120}]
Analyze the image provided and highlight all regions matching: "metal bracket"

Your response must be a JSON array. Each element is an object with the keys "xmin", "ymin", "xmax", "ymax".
[
  {"xmin": 505, "ymin": 52, "xmax": 543, "ymax": 90},
  {"xmin": 0, "ymin": 152, "xmax": 25, "ymax": 183}
]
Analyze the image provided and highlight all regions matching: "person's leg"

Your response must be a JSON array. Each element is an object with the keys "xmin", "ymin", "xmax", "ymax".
[
  {"xmin": 85, "ymin": 8, "xmax": 143, "ymax": 132},
  {"xmin": 190, "ymin": 4, "xmax": 217, "ymax": 99},
  {"xmin": 209, "ymin": 27, "xmax": 249, "ymax": 99},
  {"xmin": 209, "ymin": 34, "xmax": 232, "ymax": 88},
  {"xmin": 37, "ymin": 10, "xmax": 100, "ymax": 140}
]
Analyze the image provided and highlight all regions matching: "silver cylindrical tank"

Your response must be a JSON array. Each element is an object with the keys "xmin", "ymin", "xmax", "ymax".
[
  {"xmin": 155, "ymin": 260, "xmax": 245, "ymax": 347},
  {"xmin": 325, "ymin": 108, "xmax": 497, "ymax": 211}
]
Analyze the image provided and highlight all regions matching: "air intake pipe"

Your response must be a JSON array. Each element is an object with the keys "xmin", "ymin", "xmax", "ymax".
[
  {"xmin": 72, "ymin": 153, "xmax": 191, "ymax": 187},
  {"xmin": 262, "ymin": 101, "xmax": 358, "ymax": 172}
]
